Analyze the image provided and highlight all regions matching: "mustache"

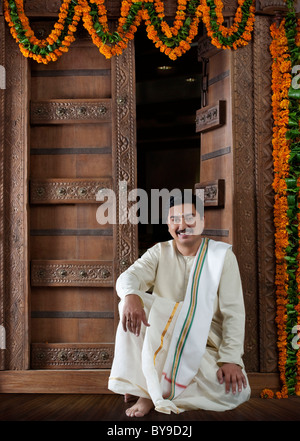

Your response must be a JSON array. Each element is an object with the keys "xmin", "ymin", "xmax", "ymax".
[{"xmin": 176, "ymin": 228, "xmax": 194, "ymax": 235}]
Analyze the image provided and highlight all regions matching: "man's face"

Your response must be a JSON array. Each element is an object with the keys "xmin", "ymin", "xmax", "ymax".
[{"xmin": 167, "ymin": 203, "xmax": 204, "ymax": 245}]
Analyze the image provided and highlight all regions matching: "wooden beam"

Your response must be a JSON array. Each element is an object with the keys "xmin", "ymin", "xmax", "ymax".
[
  {"xmin": 0, "ymin": 371, "xmax": 280, "ymax": 397},
  {"xmin": 0, "ymin": 370, "xmax": 112, "ymax": 394},
  {"xmin": 22, "ymin": 0, "xmax": 179, "ymax": 18}
]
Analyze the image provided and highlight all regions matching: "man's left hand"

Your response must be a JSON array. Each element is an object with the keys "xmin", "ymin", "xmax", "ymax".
[{"xmin": 217, "ymin": 363, "xmax": 247, "ymax": 394}]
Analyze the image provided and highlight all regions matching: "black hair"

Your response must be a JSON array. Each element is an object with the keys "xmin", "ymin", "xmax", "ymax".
[{"xmin": 168, "ymin": 193, "xmax": 204, "ymax": 219}]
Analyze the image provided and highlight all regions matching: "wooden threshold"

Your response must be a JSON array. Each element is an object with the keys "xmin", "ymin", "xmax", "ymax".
[
  {"xmin": 0, "ymin": 370, "xmax": 111, "ymax": 394},
  {"xmin": 0, "ymin": 371, "xmax": 281, "ymax": 397}
]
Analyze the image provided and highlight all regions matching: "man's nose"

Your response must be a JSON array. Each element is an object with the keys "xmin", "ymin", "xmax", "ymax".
[{"xmin": 179, "ymin": 217, "xmax": 188, "ymax": 230}]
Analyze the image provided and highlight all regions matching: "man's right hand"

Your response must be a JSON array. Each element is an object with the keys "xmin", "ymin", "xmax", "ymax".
[{"xmin": 122, "ymin": 294, "xmax": 150, "ymax": 337}]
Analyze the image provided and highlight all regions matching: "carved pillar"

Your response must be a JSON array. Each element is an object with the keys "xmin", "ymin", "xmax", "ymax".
[
  {"xmin": 112, "ymin": 42, "xmax": 139, "ymax": 333},
  {"xmin": 255, "ymin": 0, "xmax": 288, "ymax": 15},
  {"xmin": 231, "ymin": 40, "xmax": 259, "ymax": 372},
  {"xmin": 253, "ymin": 15, "xmax": 278, "ymax": 373},
  {"xmin": 3, "ymin": 22, "xmax": 30, "ymax": 370},
  {"xmin": 232, "ymin": 11, "xmax": 284, "ymax": 372}
]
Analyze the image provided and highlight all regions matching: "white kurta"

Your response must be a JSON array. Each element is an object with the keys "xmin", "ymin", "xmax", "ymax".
[{"xmin": 108, "ymin": 239, "xmax": 251, "ymax": 413}]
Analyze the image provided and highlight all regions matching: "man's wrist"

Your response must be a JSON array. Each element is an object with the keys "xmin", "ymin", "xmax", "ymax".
[{"xmin": 125, "ymin": 294, "xmax": 144, "ymax": 308}]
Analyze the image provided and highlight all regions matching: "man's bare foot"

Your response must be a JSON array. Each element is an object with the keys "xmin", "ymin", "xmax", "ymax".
[
  {"xmin": 124, "ymin": 394, "xmax": 137, "ymax": 403},
  {"xmin": 125, "ymin": 397, "xmax": 154, "ymax": 417}
]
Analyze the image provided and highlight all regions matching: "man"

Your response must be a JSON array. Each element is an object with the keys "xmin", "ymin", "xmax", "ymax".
[{"xmin": 108, "ymin": 194, "xmax": 250, "ymax": 417}]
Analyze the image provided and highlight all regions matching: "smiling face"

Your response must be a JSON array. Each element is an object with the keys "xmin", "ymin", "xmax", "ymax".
[{"xmin": 167, "ymin": 202, "xmax": 204, "ymax": 249}]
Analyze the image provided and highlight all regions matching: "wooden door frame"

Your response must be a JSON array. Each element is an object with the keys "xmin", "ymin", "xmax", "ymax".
[
  {"xmin": 231, "ymin": 15, "xmax": 278, "ymax": 373},
  {"xmin": 0, "ymin": 7, "xmax": 279, "ymax": 394},
  {"xmin": 0, "ymin": 15, "xmax": 31, "ymax": 372}
]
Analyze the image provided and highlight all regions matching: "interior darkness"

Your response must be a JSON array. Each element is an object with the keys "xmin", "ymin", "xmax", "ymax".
[{"xmin": 135, "ymin": 24, "xmax": 203, "ymax": 253}]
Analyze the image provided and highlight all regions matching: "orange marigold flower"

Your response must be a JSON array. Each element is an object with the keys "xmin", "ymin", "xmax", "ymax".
[{"xmin": 260, "ymin": 389, "xmax": 274, "ymax": 399}]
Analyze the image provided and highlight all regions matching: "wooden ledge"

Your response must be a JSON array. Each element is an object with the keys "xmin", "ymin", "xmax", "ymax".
[{"xmin": 0, "ymin": 371, "xmax": 280, "ymax": 396}]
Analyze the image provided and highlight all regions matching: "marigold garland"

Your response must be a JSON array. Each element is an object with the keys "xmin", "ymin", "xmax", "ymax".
[
  {"xmin": 269, "ymin": 0, "xmax": 300, "ymax": 399},
  {"xmin": 270, "ymin": 17, "xmax": 291, "ymax": 399},
  {"xmin": 4, "ymin": 0, "xmax": 256, "ymax": 63},
  {"xmin": 296, "ymin": 176, "xmax": 300, "ymax": 396},
  {"xmin": 199, "ymin": 0, "xmax": 255, "ymax": 49},
  {"xmin": 4, "ymin": 0, "xmax": 82, "ymax": 63}
]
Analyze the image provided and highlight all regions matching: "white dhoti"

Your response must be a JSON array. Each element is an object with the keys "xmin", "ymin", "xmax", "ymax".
[
  {"xmin": 108, "ymin": 293, "xmax": 250, "ymax": 413},
  {"xmin": 108, "ymin": 239, "xmax": 251, "ymax": 414}
]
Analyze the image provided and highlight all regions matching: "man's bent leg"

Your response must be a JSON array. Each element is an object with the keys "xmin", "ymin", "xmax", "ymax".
[
  {"xmin": 173, "ymin": 347, "xmax": 251, "ymax": 412},
  {"xmin": 108, "ymin": 293, "xmax": 154, "ymax": 400},
  {"xmin": 108, "ymin": 322, "xmax": 150, "ymax": 398}
]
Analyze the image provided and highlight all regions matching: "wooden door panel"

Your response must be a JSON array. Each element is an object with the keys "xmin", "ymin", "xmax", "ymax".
[
  {"xmin": 75, "ymin": 154, "xmax": 113, "ymax": 177},
  {"xmin": 28, "ymin": 34, "xmax": 137, "ymax": 370},
  {"xmin": 0, "ymin": 6, "xmax": 137, "ymax": 379},
  {"xmin": 31, "ymin": 77, "xmax": 111, "ymax": 101},
  {"xmin": 30, "ymin": 154, "xmax": 113, "ymax": 179},
  {"xmin": 31, "ymin": 287, "xmax": 114, "ymax": 312},
  {"xmin": 30, "ymin": 236, "xmax": 113, "ymax": 260},
  {"xmin": 31, "ymin": 124, "xmax": 112, "ymax": 149},
  {"xmin": 30, "ymin": 205, "xmax": 107, "ymax": 230},
  {"xmin": 30, "ymin": 318, "xmax": 114, "ymax": 343},
  {"xmin": 30, "ymin": 40, "xmax": 112, "ymax": 101}
]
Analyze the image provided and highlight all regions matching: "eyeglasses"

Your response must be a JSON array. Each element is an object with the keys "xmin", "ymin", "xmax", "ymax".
[{"xmin": 168, "ymin": 214, "xmax": 197, "ymax": 224}]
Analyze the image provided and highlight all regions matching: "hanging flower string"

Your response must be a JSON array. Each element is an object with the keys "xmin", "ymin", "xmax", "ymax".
[
  {"xmin": 142, "ymin": 0, "xmax": 203, "ymax": 60},
  {"xmin": 297, "ymin": 175, "xmax": 300, "ymax": 395},
  {"xmin": 200, "ymin": 0, "xmax": 255, "ymax": 49},
  {"xmin": 79, "ymin": 0, "xmax": 143, "ymax": 59},
  {"xmin": 296, "ymin": 19, "xmax": 300, "ymax": 394},
  {"xmin": 268, "ymin": 17, "xmax": 291, "ymax": 400},
  {"xmin": 283, "ymin": 0, "xmax": 300, "ymax": 398},
  {"xmin": 4, "ymin": 0, "xmax": 256, "ymax": 63},
  {"xmin": 262, "ymin": 0, "xmax": 300, "ymax": 400},
  {"xmin": 4, "ymin": 0, "xmax": 82, "ymax": 63}
]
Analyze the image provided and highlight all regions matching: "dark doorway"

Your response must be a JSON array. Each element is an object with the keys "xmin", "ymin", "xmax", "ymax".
[{"xmin": 135, "ymin": 25, "xmax": 202, "ymax": 253}]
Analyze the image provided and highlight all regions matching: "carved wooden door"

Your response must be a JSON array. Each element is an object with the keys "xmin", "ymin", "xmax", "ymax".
[{"xmin": 28, "ymin": 27, "xmax": 137, "ymax": 370}]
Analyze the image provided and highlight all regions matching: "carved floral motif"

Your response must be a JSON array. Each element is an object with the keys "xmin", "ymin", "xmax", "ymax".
[
  {"xmin": 31, "ymin": 261, "xmax": 113, "ymax": 287},
  {"xmin": 31, "ymin": 100, "xmax": 112, "ymax": 124},
  {"xmin": 113, "ymin": 42, "xmax": 138, "ymax": 275},
  {"xmin": 30, "ymin": 179, "xmax": 113, "ymax": 204},
  {"xmin": 31, "ymin": 344, "xmax": 113, "ymax": 369}
]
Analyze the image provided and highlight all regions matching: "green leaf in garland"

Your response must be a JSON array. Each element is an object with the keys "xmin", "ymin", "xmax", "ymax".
[
  {"xmin": 286, "ymin": 128, "xmax": 300, "ymax": 140},
  {"xmin": 288, "ymin": 86, "xmax": 300, "ymax": 99},
  {"xmin": 286, "ymin": 177, "xmax": 298, "ymax": 188},
  {"xmin": 32, "ymin": 44, "xmax": 39, "ymax": 54}
]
